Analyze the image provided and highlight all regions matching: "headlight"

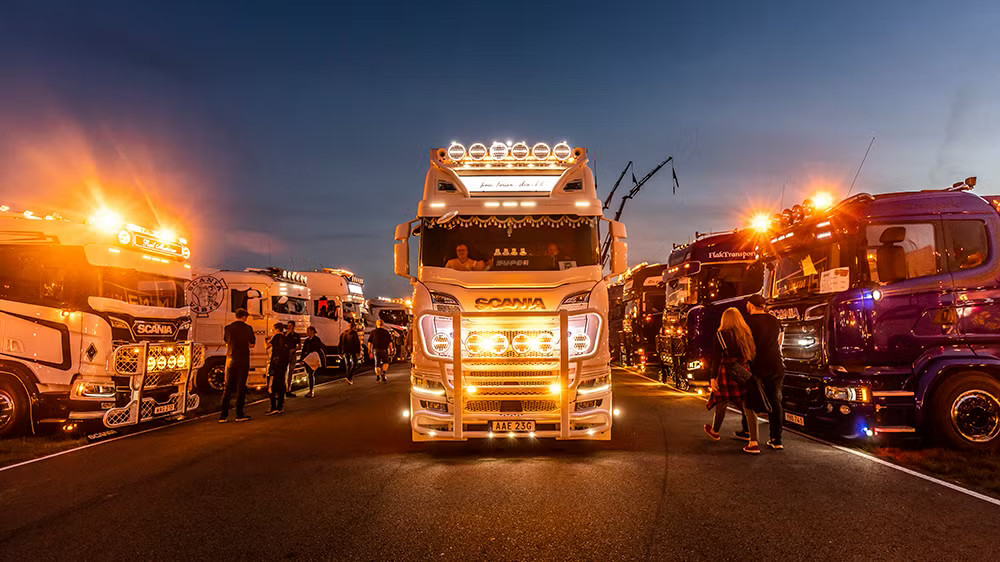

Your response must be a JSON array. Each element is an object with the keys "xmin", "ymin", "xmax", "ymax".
[
  {"xmin": 567, "ymin": 312, "xmax": 601, "ymax": 358},
  {"xmin": 578, "ymin": 375, "xmax": 611, "ymax": 396},
  {"xmin": 559, "ymin": 291, "xmax": 590, "ymax": 311},
  {"xmin": 411, "ymin": 376, "xmax": 446, "ymax": 396},
  {"xmin": 418, "ymin": 314, "xmax": 454, "ymax": 358},
  {"xmin": 825, "ymin": 385, "xmax": 870, "ymax": 403},
  {"xmin": 687, "ymin": 359, "xmax": 704, "ymax": 371},
  {"xmin": 73, "ymin": 380, "xmax": 116, "ymax": 398},
  {"xmin": 430, "ymin": 292, "xmax": 462, "ymax": 312}
]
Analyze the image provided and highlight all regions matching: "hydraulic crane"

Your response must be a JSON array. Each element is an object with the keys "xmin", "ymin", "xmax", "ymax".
[{"xmin": 601, "ymin": 155, "xmax": 678, "ymax": 264}]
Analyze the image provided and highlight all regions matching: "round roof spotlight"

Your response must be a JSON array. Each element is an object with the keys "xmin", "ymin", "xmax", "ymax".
[
  {"xmin": 510, "ymin": 142, "xmax": 530, "ymax": 160},
  {"xmin": 553, "ymin": 142, "xmax": 573, "ymax": 160},
  {"xmin": 468, "ymin": 143, "xmax": 488, "ymax": 160},
  {"xmin": 490, "ymin": 141, "xmax": 509, "ymax": 160},
  {"xmin": 447, "ymin": 143, "xmax": 466, "ymax": 161},
  {"xmin": 532, "ymin": 143, "xmax": 551, "ymax": 159}
]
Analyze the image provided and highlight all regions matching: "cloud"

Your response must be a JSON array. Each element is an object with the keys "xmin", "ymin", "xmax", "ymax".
[{"xmin": 223, "ymin": 230, "xmax": 288, "ymax": 256}]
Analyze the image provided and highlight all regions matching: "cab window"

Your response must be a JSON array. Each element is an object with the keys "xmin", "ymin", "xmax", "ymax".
[
  {"xmin": 944, "ymin": 220, "xmax": 989, "ymax": 271},
  {"xmin": 865, "ymin": 223, "xmax": 943, "ymax": 284}
]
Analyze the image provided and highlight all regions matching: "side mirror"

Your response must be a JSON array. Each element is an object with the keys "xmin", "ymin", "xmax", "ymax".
[
  {"xmin": 610, "ymin": 219, "xmax": 627, "ymax": 239},
  {"xmin": 394, "ymin": 222, "xmax": 410, "ymax": 241},
  {"xmin": 246, "ymin": 289, "xmax": 262, "ymax": 299},
  {"xmin": 395, "ymin": 239, "xmax": 410, "ymax": 278},
  {"xmin": 610, "ymin": 239, "xmax": 627, "ymax": 276},
  {"xmin": 278, "ymin": 296, "xmax": 289, "ymax": 305}
]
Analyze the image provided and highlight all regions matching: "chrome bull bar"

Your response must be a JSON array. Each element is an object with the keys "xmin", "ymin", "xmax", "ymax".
[{"xmin": 103, "ymin": 342, "xmax": 205, "ymax": 428}]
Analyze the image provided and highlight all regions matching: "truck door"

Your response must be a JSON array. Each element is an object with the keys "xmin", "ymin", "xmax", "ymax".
[
  {"xmin": 943, "ymin": 216, "xmax": 1000, "ymax": 354},
  {"xmin": 230, "ymin": 283, "xmax": 269, "ymax": 387}
]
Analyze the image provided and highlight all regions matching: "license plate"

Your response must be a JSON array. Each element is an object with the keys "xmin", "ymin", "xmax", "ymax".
[
  {"xmin": 491, "ymin": 420, "xmax": 535, "ymax": 433},
  {"xmin": 154, "ymin": 404, "xmax": 175, "ymax": 415},
  {"xmin": 785, "ymin": 412, "xmax": 805, "ymax": 426}
]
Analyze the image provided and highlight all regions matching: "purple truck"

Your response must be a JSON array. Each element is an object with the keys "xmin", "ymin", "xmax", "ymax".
[
  {"xmin": 762, "ymin": 179, "xmax": 1000, "ymax": 451},
  {"xmin": 613, "ymin": 263, "xmax": 667, "ymax": 373},
  {"xmin": 657, "ymin": 230, "xmax": 764, "ymax": 389}
]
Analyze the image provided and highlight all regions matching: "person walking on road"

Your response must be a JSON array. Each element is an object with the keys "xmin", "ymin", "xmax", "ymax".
[
  {"xmin": 735, "ymin": 295, "xmax": 786, "ymax": 449},
  {"xmin": 266, "ymin": 322, "xmax": 291, "ymax": 415},
  {"xmin": 704, "ymin": 307, "xmax": 769, "ymax": 454},
  {"xmin": 284, "ymin": 320, "xmax": 302, "ymax": 398},
  {"xmin": 301, "ymin": 326, "xmax": 326, "ymax": 397},
  {"xmin": 220, "ymin": 308, "xmax": 256, "ymax": 423},
  {"xmin": 340, "ymin": 323, "xmax": 361, "ymax": 384},
  {"xmin": 368, "ymin": 319, "xmax": 393, "ymax": 383}
]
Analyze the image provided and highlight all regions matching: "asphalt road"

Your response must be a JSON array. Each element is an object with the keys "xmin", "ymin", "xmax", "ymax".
[{"xmin": 0, "ymin": 365, "xmax": 995, "ymax": 560}]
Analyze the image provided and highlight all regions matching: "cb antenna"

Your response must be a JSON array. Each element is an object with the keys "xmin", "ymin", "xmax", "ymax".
[{"xmin": 847, "ymin": 136, "xmax": 876, "ymax": 196}]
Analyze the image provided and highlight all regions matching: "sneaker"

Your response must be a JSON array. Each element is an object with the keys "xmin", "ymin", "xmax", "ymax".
[
  {"xmin": 235, "ymin": 415, "xmax": 251, "ymax": 422},
  {"xmin": 703, "ymin": 424, "xmax": 720, "ymax": 441},
  {"xmin": 218, "ymin": 418, "xmax": 228, "ymax": 423},
  {"xmin": 265, "ymin": 410, "xmax": 279, "ymax": 416},
  {"xmin": 766, "ymin": 440, "xmax": 784, "ymax": 450},
  {"xmin": 743, "ymin": 443, "xmax": 761, "ymax": 454},
  {"xmin": 276, "ymin": 409, "xmax": 284, "ymax": 414},
  {"xmin": 285, "ymin": 392, "xmax": 297, "ymax": 398},
  {"xmin": 733, "ymin": 431, "xmax": 751, "ymax": 441},
  {"xmin": 346, "ymin": 378, "xmax": 354, "ymax": 385},
  {"xmin": 306, "ymin": 391, "xmax": 314, "ymax": 398}
]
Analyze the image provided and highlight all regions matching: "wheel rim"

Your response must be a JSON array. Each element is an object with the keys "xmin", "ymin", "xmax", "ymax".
[
  {"xmin": 0, "ymin": 389, "xmax": 16, "ymax": 430},
  {"xmin": 950, "ymin": 389, "xmax": 1000, "ymax": 443},
  {"xmin": 207, "ymin": 365, "xmax": 227, "ymax": 392}
]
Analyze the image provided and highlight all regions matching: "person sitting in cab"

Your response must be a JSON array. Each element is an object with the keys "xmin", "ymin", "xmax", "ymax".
[
  {"xmin": 545, "ymin": 242, "xmax": 576, "ymax": 270},
  {"xmin": 446, "ymin": 243, "xmax": 488, "ymax": 271}
]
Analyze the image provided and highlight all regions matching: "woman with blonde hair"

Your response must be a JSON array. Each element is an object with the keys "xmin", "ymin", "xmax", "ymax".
[{"xmin": 704, "ymin": 307, "xmax": 767, "ymax": 454}]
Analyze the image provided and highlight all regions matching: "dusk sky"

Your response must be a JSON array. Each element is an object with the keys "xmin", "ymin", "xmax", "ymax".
[{"xmin": 2, "ymin": 1, "xmax": 999, "ymax": 297}]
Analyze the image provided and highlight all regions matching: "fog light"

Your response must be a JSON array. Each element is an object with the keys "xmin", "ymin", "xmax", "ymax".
[
  {"xmin": 528, "ymin": 431, "xmax": 536, "ymax": 438},
  {"xmin": 402, "ymin": 409, "xmax": 410, "ymax": 418},
  {"xmin": 549, "ymin": 382, "xmax": 561, "ymax": 395},
  {"xmin": 613, "ymin": 408, "xmax": 621, "ymax": 417},
  {"xmin": 512, "ymin": 333, "xmax": 531, "ymax": 354},
  {"xmin": 839, "ymin": 405, "xmax": 851, "ymax": 415},
  {"xmin": 535, "ymin": 332, "xmax": 555, "ymax": 354},
  {"xmin": 467, "ymin": 386, "xmax": 477, "ymax": 394},
  {"xmin": 147, "ymin": 356, "xmax": 156, "ymax": 371},
  {"xmin": 490, "ymin": 333, "xmax": 509, "ymax": 354},
  {"xmin": 431, "ymin": 332, "xmax": 451, "ymax": 354}
]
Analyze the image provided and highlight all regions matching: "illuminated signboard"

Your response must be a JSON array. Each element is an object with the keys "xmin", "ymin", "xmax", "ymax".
[
  {"xmin": 458, "ymin": 175, "xmax": 559, "ymax": 193},
  {"xmin": 348, "ymin": 282, "xmax": 364, "ymax": 295},
  {"xmin": 133, "ymin": 233, "xmax": 185, "ymax": 258}
]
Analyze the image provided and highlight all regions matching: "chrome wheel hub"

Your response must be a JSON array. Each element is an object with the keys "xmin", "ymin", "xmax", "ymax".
[
  {"xmin": 951, "ymin": 389, "xmax": 1000, "ymax": 443},
  {"xmin": 0, "ymin": 390, "xmax": 15, "ymax": 430}
]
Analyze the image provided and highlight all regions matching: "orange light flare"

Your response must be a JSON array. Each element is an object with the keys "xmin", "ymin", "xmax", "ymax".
[
  {"xmin": 749, "ymin": 212, "xmax": 771, "ymax": 233},
  {"xmin": 0, "ymin": 117, "xmax": 206, "ymax": 252}
]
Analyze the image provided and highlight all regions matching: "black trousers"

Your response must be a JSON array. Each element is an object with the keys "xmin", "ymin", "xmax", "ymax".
[
  {"xmin": 220, "ymin": 360, "xmax": 249, "ymax": 419},
  {"xmin": 742, "ymin": 374, "xmax": 784, "ymax": 441},
  {"xmin": 269, "ymin": 363, "xmax": 287, "ymax": 411},
  {"xmin": 344, "ymin": 354, "xmax": 357, "ymax": 380}
]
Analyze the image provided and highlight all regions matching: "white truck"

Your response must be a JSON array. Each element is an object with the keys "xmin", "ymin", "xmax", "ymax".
[
  {"xmin": 187, "ymin": 267, "xmax": 310, "ymax": 393},
  {"xmin": 297, "ymin": 268, "xmax": 365, "ymax": 370},
  {"xmin": 394, "ymin": 140, "xmax": 627, "ymax": 441},
  {"xmin": 0, "ymin": 206, "xmax": 203, "ymax": 438},
  {"xmin": 365, "ymin": 297, "xmax": 411, "ymax": 361}
]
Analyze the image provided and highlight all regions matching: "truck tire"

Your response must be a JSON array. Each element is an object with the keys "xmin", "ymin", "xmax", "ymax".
[
  {"xmin": 196, "ymin": 358, "xmax": 228, "ymax": 394},
  {"xmin": 0, "ymin": 375, "xmax": 30, "ymax": 439},
  {"xmin": 931, "ymin": 371, "xmax": 1000, "ymax": 452}
]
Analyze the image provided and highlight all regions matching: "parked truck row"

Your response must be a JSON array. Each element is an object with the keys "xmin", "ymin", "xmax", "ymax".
[
  {"xmin": 0, "ymin": 203, "xmax": 410, "ymax": 438},
  {"xmin": 611, "ymin": 178, "xmax": 1000, "ymax": 451}
]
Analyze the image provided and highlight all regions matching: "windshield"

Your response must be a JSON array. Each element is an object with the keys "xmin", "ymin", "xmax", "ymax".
[
  {"xmin": 420, "ymin": 215, "xmax": 600, "ymax": 271},
  {"xmin": 665, "ymin": 263, "xmax": 762, "ymax": 307},
  {"xmin": 773, "ymin": 241, "xmax": 851, "ymax": 300},
  {"xmin": 643, "ymin": 291, "xmax": 665, "ymax": 314},
  {"xmin": 272, "ymin": 296, "xmax": 309, "ymax": 315},
  {"xmin": 100, "ymin": 268, "xmax": 186, "ymax": 308},
  {"xmin": 379, "ymin": 309, "xmax": 410, "ymax": 326}
]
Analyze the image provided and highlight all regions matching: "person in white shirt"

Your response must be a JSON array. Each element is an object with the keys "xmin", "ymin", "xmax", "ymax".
[{"xmin": 445, "ymin": 244, "xmax": 487, "ymax": 271}]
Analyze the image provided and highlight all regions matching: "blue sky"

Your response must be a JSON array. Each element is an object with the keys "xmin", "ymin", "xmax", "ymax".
[{"xmin": 2, "ymin": 1, "xmax": 999, "ymax": 296}]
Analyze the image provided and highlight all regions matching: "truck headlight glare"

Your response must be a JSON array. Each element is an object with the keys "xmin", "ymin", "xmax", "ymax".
[
  {"xmin": 431, "ymin": 332, "xmax": 451, "ymax": 354},
  {"xmin": 825, "ymin": 385, "xmax": 871, "ymax": 403},
  {"xmin": 176, "ymin": 354, "xmax": 187, "ymax": 368},
  {"xmin": 156, "ymin": 356, "xmax": 167, "ymax": 370},
  {"xmin": 512, "ymin": 333, "xmax": 531, "ymax": 354},
  {"xmin": 167, "ymin": 355, "xmax": 177, "ymax": 369},
  {"xmin": 490, "ymin": 333, "xmax": 509, "ymax": 354},
  {"xmin": 465, "ymin": 333, "xmax": 483, "ymax": 354},
  {"xmin": 535, "ymin": 332, "xmax": 555, "ymax": 354},
  {"xmin": 147, "ymin": 356, "xmax": 156, "ymax": 371}
]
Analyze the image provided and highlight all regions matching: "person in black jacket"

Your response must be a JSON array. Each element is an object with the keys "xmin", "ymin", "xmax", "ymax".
[
  {"xmin": 340, "ymin": 324, "xmax": 362, "ymax": 384},
  {"xmin": 301, "ymin": 326, "xmax": 325, "ymax": 397},
  {"xmin": 736, "ymin": 294, "xmax": 786, "ymax": 449},
  {"xmin": 220, "ymin": 308, "xmax": 256, "ymax": 423},
  {"xmin": 368, "ymin": 319, "xmax": 394, "ymax": 383},
  {"xmin": 284, "ymin": 320, "xmax": 302, "ymax": 398},
  {"xmin": 266, "ymin": 322, "xmax": 290, "ymax": 415}
]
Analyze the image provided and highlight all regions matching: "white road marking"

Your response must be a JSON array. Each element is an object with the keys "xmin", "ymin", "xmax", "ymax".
[
  {"xmin": 614, "ymin": 366, "xmax": 1000, "ymax": 507},
  {"xmin": 0, "ymin": 373, "xmax": 364, "ymax": 474}
]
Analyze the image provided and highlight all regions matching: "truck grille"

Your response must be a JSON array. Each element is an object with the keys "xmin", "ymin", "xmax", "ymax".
[
  {"xmin": 466, "ymin": 399, "xmax": 559, "ymax": 413},
  {"xmin": 783, "ymin": 372, "xmax": 825, "ymax": 411}
]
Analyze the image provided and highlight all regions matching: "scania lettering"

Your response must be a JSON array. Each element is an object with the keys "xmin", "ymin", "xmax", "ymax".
[
  {"xmin": 188, "ymin": 267, "xmax": 310, "ymax": 393},
  {"xmin": 761, "ymin": 179, "xmax": 1000, "ymax": 451},
  {"xmin": 657, "ymin": 230, "xmax": 763, "ymax": 389},
  {"xmin": 0, "ymin": 206, "xmax": 203, "ymax": 437},
  {"xmin": 394, "ymin": 140, "xmax": 627, "ymax": 441},
  {"xmin": 296, "ymin": 268, "xmax": 365, "ymax": 370}
]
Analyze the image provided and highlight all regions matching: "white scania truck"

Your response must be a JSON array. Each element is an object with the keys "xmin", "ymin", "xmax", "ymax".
[
  {"xmin": 297, "ymin": 268, "xmax": 365, "ymax": 369},
  {"xmin": 188, "ymin": 268, "xmax": 310, "ymax": 393},
  {"xmin": 0, "ymin": 205, "xmax": 203, "ymax": 438},
  {"xmin": 395, "ymin": 140, "xmax": 627, "ymax": 441}
]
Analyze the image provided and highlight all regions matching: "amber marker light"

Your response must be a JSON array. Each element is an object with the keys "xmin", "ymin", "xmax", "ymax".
[
  {"xmin": 812, "ymin": 191, "xmax": 834, "ymax": 210},
  {"xmin": 750, "ymin": 213, "xmax": 771, "ymax": 232}
]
